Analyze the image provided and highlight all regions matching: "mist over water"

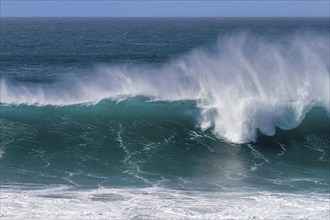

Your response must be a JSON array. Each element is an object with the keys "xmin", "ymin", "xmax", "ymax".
[{"xmin": 1, "ymin": 32, "xmax": 329, "ymax": 143}]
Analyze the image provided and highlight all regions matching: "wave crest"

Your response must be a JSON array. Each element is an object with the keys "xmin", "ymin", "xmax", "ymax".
[{"xmin": 1, "ymin": 32, "xmax": 329, "ymax": 143}]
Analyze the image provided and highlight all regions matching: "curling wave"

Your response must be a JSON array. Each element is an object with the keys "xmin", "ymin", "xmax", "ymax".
[{"xmin": 1, "ymin": 32, "xmax": 329, "ymax": 143}]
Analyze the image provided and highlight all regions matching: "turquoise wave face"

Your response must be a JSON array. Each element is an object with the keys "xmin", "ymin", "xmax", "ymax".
[{"xmin": 1, "ymin": 99, "xmax": 329, "ymax": 193}]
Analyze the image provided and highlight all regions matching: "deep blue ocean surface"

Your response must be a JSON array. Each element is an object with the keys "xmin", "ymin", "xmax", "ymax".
[{"xmin": 0, "ymin": 18, "xmax": 329, "ymax": 219}]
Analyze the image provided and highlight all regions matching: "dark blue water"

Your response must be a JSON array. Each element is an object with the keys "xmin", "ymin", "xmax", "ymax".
[{"xmin": 0, "ymin": 18, "xmax": 329, "ymax": 219}]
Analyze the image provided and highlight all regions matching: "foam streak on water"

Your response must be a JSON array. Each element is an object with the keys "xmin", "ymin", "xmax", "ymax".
[{"xmin": 1, "ymin": 32, "xmax": 329, "ymax": 143}]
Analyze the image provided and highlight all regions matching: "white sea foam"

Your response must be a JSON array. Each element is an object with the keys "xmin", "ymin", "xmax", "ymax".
[
  {"xmin": 1, "ymin": 32, "xmax": 329, "ymax": 143},
  {"xmin": 0, "ymin": 186, "xmax": 329, "ymax": 219}
]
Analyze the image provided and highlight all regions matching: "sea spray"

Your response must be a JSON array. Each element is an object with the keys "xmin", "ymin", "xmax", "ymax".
[{"xmin": 2, "ymin": 32, "xmax": 328, "ymax": 143}]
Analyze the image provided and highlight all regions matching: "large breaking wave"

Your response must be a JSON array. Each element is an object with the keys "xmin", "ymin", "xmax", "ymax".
[{"xmin": 1, "ymin": 32, "xmax": 329, "ymax": 143}]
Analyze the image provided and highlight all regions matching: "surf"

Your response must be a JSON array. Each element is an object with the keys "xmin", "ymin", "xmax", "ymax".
[{"xmin": 1, "ymin": 31, "xmax": 329, "ymax": 143}]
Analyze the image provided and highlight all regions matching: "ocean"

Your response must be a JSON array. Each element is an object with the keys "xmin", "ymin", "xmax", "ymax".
[{"xmin": 0, "ymin": 17, "xmax": 329, "ymax": 219}]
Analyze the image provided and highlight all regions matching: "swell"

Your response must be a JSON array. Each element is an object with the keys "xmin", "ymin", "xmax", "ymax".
[
  {"xmin": 1, "ymin": 31, "xmax": 329, "ymax": 143},
  {"xmin": 1, "ymin": 101, "xmax": 329, "ymax": 190},
  {"xmin": 1, "ymin": 99, "xmax": 329, "ymax": 150}
]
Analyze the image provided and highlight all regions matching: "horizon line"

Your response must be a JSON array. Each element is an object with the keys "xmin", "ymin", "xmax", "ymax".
[{"xmin": 1, "ymin": 16, "xmax": 329, "ymax": 18}]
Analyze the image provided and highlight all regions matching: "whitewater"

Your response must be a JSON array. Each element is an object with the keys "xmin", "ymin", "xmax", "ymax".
[{"xmin": 1, "ymin": 32, "xmax": 329, "ymax": 143}]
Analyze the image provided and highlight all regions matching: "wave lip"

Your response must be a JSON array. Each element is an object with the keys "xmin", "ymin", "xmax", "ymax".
[{"xmin": 1, "ymin": 32, "xmax": 329, "ymax": 143}]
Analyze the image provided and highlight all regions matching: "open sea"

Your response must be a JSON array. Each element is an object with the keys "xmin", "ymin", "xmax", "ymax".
[{"xmin": 0, "ymin": 17, "xmax": 329, "ymax": 219}]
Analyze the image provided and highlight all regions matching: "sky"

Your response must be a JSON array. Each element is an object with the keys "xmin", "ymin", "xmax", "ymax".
[{"xmin": 1, "ymin": 0, "xmax": 329, "ymax": 17}]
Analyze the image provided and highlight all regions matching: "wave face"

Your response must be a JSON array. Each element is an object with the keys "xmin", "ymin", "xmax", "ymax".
[
  {"xmin": 1, "ymin": 100, "xmax": 329, "ymax": 191},
  {"xmin": 1, "ymin": 32, "xmax": 329, "ymax": 143}
]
